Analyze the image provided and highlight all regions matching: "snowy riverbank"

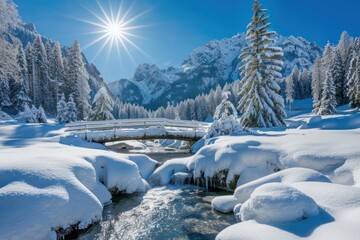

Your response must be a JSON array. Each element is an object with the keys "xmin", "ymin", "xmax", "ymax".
[
  {"xmin": 1, "ymin": 106, "xmax": 360, "ymax": 239},
  {"xmin": 151, "ymin": 107, "xmax": 360, "ymax": 239},
  {"xmin": 0, "ymin": 120, "xmax": 156, "ymax": 239}
]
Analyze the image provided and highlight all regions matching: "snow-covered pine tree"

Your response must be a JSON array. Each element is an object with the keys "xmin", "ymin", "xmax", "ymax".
[
  {"xmin": 318, "ymin": 68, "xmax": 337, "ymax": 115},
  {"xmin": 312, "ymin": 57, "xmax": 323, "ymax": 113},
  {"xmin": 331, "ymin": 49, "xmax": 347, "ymax": 106},
  {"xmin": 30, "ymin": 105, "xmax": 38, "ymax": 122},
  {"xmin": 12, "ymin": 44, "xmax": 32, "ymax": 113},
  {"xmin": 195, "ymin": 95, "xmax": 208, "ymax": 121},
  {"xmin": 322, "ymin": 43, "xmax": 334, "ymax": 72},
  {"xmin": 238, "ymin": 0, "xmax": 286, "ymax": 128},
  {"xmin": 45, "ymin": 42, "xmax": 54, "ymax": 77},
  {"xmin": 52, "ymin": 42, "xmax": 65, "ymax": 104},
  {"xmin": 299, "ymin": 68, "xmax": 312, "ymax": 99},
  {"xmin": 24, "ymin": 43, "xmax": 33, "ymax": 97},
  {"xmin": 0, "ymin": 35, "xmax": 18, "ymax": 111},
  {"xmin": 207, "ymin": 92, "xmax": 241, "ymax": 138},
  {"xmin": 347, "ymin": 55, "xmax": 360, "ymax": 109},
  {"xmin": 56, "ymin": 93, "xmax": 67, "ymax": 123},
  {"xmin": 91, "ymin": 87, "xmax": 114, "ymax": 121},
  {"xmin": 177, "ymin": 101, "xmax": 187, "ymax": 120},
  {"xmin": 66, "ymin": 94, "xmax": 77, "ymax": 122},
  {"xmin": 37, "ymin": 105, "xmax": 47, "ymax": 123},
  {"xmin": 214, "ymin": 85, "xmax": 223, "ymax": 107},
  {"xmin": 285, "ymin": 66, "xmax": 297, "ymax": 110},
  {"xmin": 165, "ymin": 102, "xmax": 176, "ymax": 119},
  {"xmin": 17, "ymin": 103, "xmax": 37, "ymax": 123},
  {"xmin": 214, "ymin": 91, "xmax": 238, "ymax": 119},
  {"xmin": 32, "ymin": 35, "xmax": 51, "ymax": 111},
  {"xmin": 338, "ymin": 31, "xmax": 353, "ymax": 69},
  {"xmin": 0, "ymin": 71, "xmax": 11, "ymax": 110},
  {"xmin": 67, "ymin": 40, "xmax": 91, "ymax": 120}
]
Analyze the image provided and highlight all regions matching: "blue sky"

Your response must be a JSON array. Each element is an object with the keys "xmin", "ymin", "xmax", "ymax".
[{"xmin": 15, "ymin": 0, "xmax": 360, "ymax": 82}]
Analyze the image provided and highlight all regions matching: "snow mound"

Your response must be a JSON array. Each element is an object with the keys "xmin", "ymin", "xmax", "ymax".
[
  {"xmin": 240, "ymin": 183, "xmax": 319, "ymax": 224},
  {"xmin": 0, "ymin": 155, "xmax": 110, "ymax": 239},
  {"xmin": 107, "ymin": 140, "xmax": 147, "ymax": 150},
  {"xmin": 124, "ymin": 154, "xmax": 158, "ymax": 179},
  {"xmin": 0, "ymin": 122, "xmax": 149, "ymax": 238},
  {"xmin": 234, "ymin": 168, "xmax": 330, "ymax": 203},
  {"xmin": 148, "ymin": 157, "xmax": 190, "ymax": 186},
  {"xmin": 219, "ymin": 182, "xmax": 360, "ymax": 240},
  {"xmin": 304, "ymin": 110, "xmax": 360, "ymax": 130},
  {"xmin": 211, "ymin": 195, "xmax": 238, "ymax": 213},
  {"xmin": 187, "ymin": 140, "xmax": 281, "ymax": 187},
  {"xmin": 333, "ymin": 158, "xmax": 360, "ymax": 186}
]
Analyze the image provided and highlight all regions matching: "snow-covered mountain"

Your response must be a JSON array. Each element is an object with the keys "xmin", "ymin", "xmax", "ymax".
[{"xmin": 109, "ymin": 33, "xmax": 322, "ymax": 110}]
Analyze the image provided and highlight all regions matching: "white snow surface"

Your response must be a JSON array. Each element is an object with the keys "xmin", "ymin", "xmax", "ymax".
[
  {"xmin": 0, "ymin": 122, "xmax": 150, "ymax": 239},
  {"xmin": 239, "ymin": 183, "xmax": 319, "ymax": 224},
  {"xmin": 148, "ymin": 108, "xmax": 360, "ymax": 239},
  {"xmin": 211, "ymin": 195, "xmax": 239, "ymax": 213},
  {"xmin": 234, "ymin": 168, "xmax": 330, "ymax": 203},
  {"xmin": 218, "ymin": 182, "xmax": 360, "ymax": 240}
]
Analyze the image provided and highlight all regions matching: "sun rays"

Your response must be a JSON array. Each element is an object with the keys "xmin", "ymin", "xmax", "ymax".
[{"xmin": 76, "ymin": 0, "xmax": 150, "ymax": 65}]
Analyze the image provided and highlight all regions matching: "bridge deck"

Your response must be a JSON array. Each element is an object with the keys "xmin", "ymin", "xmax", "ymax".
[{"xmin": 65, "ymin": 118, "xmax": 210, "ymax": 143}]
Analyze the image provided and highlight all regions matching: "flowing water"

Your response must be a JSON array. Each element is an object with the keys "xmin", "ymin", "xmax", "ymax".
[{"xmin": 80, "ymin": 143, "xmax": 235, "ymax": 240}]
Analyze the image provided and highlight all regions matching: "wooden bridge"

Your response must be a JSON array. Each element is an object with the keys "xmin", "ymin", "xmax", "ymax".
[{"xmin": 65, "ymin": 118, "xmax": 210, "ymax": 143}]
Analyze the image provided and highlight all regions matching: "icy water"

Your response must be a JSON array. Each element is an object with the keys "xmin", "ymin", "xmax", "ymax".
[{"xmin": 80, "ymin": 144, "xmax": 235, "ymax": 240}]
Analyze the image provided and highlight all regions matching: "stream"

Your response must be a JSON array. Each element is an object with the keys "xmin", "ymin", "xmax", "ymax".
[{"xmin": 80, "ymin": 142, "xmax": 235, "ymax": 240}]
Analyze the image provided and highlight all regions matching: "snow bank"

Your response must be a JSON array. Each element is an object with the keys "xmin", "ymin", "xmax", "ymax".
[
  {"xmin": 0, "ymin": 122, "xmax": 149, "ymax": 239},
  {"xmin": 148, "ymin": 157, "xmax": 190, "ymax": 186},
  {"xmin": 218, "ymin": 182, "xmax": 360, "ymax": 240},
  {"xmin": 106, "ymin": 140, "xmax": 147, "ymax": 150},
  {"xmin": 123, "ymin": 154, "xmax": 158, "ymax": 179},
  {"xmin": 211, "ymin": 195, "xmax": 238, "ymax": 213},
  {"xmin": 234, "ymin": 168, "xmax": 330, "ymax": 203},
  {"xmin": 240, "ymin": 183, "xmax": 319, "ymax": 224},
  {"xmin": 333, "ymin": 158, "xmax": 360, "ymax": 186},
  {"xmin": 187, "ymin": 139, "xmax": 281, "ymax": 188}
]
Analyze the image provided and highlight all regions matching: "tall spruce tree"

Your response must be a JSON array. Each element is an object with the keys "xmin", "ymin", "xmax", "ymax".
[
  {"xmin": 67, "ymin": 40, "xmax": 91, "ymax": 120},
  {"xmin": 347, "ymin": 55, "xmax": 360, "ymax": 109},
  {"xmin": 52, "ymin": 41, "xmax": 65, "ymax": 104},
  {"xmin": 332, "ymin": 49, "xmax": 347, "ymax": 106},
  {"xmin": 338, "ymin": 31, "xmax": 353, "ymax": 69},
  {"xmin": 12, "ymin": 44, "xmax": 31, "ymax": 113},
  {"xmin": 91, "ymin": 87, "xmax": 114, "ymax": 121},
  {"xmin": 66, "ymin": 94, "xmax": 77, "ymax": 122},
  {"xmin": 32, "ymin": 35, "xmax": 51, "ymax": 111},
  {"xmin": 238, "ymin": 0, "xmax": 286, "ymax": 128},
  {"xmin": 319, "ymin": 69, "xmax": 337, "ymax": 115},
  {"xmin": 285, "ymin": 66, "xmax": 298, "ymax": 109},
  {"xmin": 56, "ymin": 93, "xmax": 67, "ymax": 123},
  {"xmin": 312, "ymin": 57, "xmax": 323, "ymax": 113}
]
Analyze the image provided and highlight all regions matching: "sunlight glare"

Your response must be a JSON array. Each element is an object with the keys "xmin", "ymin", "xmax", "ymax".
[{"xmin": 78, "ymin": 0, "xmax": 150, "ymax": 64}]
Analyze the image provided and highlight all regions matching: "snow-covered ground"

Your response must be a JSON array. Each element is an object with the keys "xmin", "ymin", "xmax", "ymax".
[
  {"xmin": 150, "ymin": 107, "xmax": 360, "ymax": 240},
  {"xmin": 0, "ymin": 120, "xmax": 156, "ymax": 239},
  {"xmin": 1, "ymin": 104, "xmax": 360, "ymax": 240}
]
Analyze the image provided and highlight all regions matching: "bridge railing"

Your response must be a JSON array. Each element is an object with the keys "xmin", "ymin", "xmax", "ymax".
[{"xmin": 65, "ymin": 118, "xmax": 210, "ymax": 133}]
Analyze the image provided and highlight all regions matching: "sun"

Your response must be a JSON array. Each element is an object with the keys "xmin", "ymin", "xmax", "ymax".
[
  {"xmin": 76, "ymin": 0, "xmax": 149, "ymax": 63},
  {"xmin": 107, "ymin": 23, "xmax": 124, "ymax": 38}
]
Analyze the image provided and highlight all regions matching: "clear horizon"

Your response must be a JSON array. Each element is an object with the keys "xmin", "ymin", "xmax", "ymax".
[{"xmin": 15, "ymin": 0, "xmax": 360, "ymax": 82}]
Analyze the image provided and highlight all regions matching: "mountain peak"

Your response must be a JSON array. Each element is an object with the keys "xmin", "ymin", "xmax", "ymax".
[{"xmin": 109, "ymin": 32, "xmax": 322, "ymax": 110}]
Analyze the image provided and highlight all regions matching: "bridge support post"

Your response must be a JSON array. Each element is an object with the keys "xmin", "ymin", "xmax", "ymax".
[{"xmin": 85, "ymin": 125, "xmax": 87, "ymax": 141}]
